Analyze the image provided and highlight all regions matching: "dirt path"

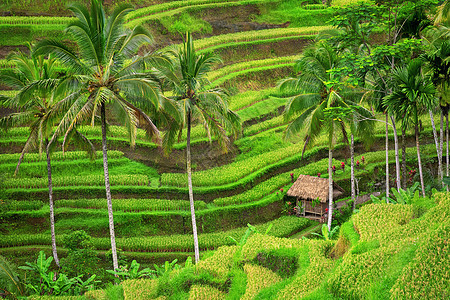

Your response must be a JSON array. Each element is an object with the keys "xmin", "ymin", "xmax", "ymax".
[{"xmin": 335, "ymin": 192, "xmax": 381, "ymax": 211}]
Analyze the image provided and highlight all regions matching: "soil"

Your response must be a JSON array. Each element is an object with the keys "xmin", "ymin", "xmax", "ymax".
[
  {"xmin": 224, "ymin": 66, "xmax": 294, "ymax": 93},
  {"xmin": 214, "ymin": 38, "xmax": 312, "ymax": 68},
  {"xmin": 111, "ymin": 139, "xmax": 239, "ymax": 174},
  {"xmin": 141, "ymin": 4, "xmax": 290, "ymax": 50},
  {"xmin": 0, "ymin": 45, "xmax": 29, "ymax": 59}
]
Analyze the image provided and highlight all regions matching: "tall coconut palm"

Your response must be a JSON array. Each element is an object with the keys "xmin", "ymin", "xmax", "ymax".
[
  {"xmin": 35, "ymin": 0, "xmax": 163, "ymax": 271},
  {"xmin": 346, "ymin": 108, "xmax": 375, "ymax": 209},
  {"xmin": 384, "ymin": 59, "xmax": 437, "ymax": 197},
  {"xmin": 0, "ymin": 50, "xmax": 94, "ymax": 267},
  {"xmin": 422, "ymin": 34, "xmax": 450, "ymax": 184},
  {"xmin": 159, "ymin": 33, "xmax": 241, "ymax": 263},
  {"xmin": 365, "ymin": 71, "xmax": 404, "ymax": 196},
  {"xmin": 280, "ymin": 40, "xmax": 373, "ymax": 230}
]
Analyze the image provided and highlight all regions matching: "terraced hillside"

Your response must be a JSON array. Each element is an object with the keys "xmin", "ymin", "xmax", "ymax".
[
  {"xmin": 111, "ymin": 192, "xmax": 450, "ymax": 299},
  {"xmin": 0, "ymin": 0, "xmax": 447, "ymax": 297}
]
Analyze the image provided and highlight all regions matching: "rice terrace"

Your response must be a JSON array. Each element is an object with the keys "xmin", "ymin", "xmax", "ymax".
[{"xmin": 0, "ymin": 0, "xmax": 449, "ymax": 299}]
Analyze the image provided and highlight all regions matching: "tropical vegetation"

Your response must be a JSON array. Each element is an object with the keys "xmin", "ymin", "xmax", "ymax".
[{"xmin": 0, "ymin": 0, "xmax": 449, "ymax": 299}]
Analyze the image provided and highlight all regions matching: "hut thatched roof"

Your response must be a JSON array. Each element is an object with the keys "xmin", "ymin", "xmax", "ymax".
[{"xmin": 287, "ymin": 174, "xmax": 345, "ymax": 203}]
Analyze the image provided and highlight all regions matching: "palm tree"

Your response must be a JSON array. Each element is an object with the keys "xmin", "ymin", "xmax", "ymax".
[
  {"xmin": 159, "ymin": 33, "xmax": 241, "ymax": 263},
  {"xmin": 280, "ymin": 40, "xmax": 373, "ymax": 230},
  {"xmin": 422, "ymin": 32, "xmax": 450, "ymax": 185},
  {"xmin": 35, "ymin": 0, "xmax": 163, "ymax": 271},
  {"xmin": 346, "ymin": 109, "xmax": 374, "ymax": 209},
  {"xmin": 384, "ymin": 59, "xmax": 437, "ymax": 197},
  {"xmin": 0, "ymin": 50, "xmax": 95, "ymax": 267},
  {"xmin": 435, "ymin": 0, "xmax": 450, "ymax": 26},
  {"xmin": 365, "ymin": 72, "xmax": 404, "ymax": 196}
]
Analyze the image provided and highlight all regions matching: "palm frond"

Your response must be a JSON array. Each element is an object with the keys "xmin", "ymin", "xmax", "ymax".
[
  {"xmin": 118, "ymin": 95, "xmax": 161, "ymax": 144},
  {"xmin": 60, "ymin": 129, "xmax": 96, "ymax": 160},
  {"xmin": 0, "ymin": 69, "xmax": 27, "ymax": 90},
  {"xmin": 105, "ymin": 3, "xmax": 133, "ymax": 57},
  {"xmin": 284, "ymin": 105, "xmax": 317, "ymax": 140},
  {"xmin": 283, "ymin": 92, "xmax": 321, "ymax": 121},
  {"xmin": 115, "ymin": 74, "xmax": 161, "ymax": 109},
  {"xmin": 0, "ymin": 111, "xmax": 34, "ymax": 131},
  {"xmin": 67, "ymin": 21, "xmax": 101, "ymax": 67},
  {"xmin": 14, "ymin": 122, "xmax": 40, "ymax": 176},
  {"xmin": 34, "ymin": 40, "xmax": 90, "ymax": 75},
  {"xmin": 119, "ymin": 26, "xmax": 153, "ymax": 57}
]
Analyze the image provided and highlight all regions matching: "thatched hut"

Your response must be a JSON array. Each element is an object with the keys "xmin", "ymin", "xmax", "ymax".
[{"xmin": 287, "ymin": 174, "xmax": 345, "ymax": 220}]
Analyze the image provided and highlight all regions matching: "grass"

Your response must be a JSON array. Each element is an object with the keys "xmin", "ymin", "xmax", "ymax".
[
  {"xmin": 194, "ymin": 26, "xmax": 330, "ymax": 51},
  {"xmin": 255, "ymin": 0, "xmax": 335, "ymax": 27},
  {"xmin": 125, "ymin": 0, "xmax": 281, "ymax": 28},
  {"xmin": 207, "ymin": 55, "xmax": 299, "ymax": 82},
  {"xmin": 0, "ymin": 24, "xmax": 67, "ymax": 45}
]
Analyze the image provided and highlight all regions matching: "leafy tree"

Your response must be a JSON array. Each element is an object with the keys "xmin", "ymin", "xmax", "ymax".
[
  {"xmin": 280, "ymin": 41, "xmax": 373, "ymax": 230},
  {"xmin": 330, "ymin": 3, "xmax": 402, "ymax": 195},
  {"xmin": 159, "ymin": 33, "xmax": 241, "ymax": 263},
  {"xmin": 384, "ymin": 59, "xmax": 437, "ymax": 196},
  {"xmin": 61, "ymin": 231, "xmax": 100, "ymax": 280},
  {"xmin": 35, "ymin": 0, "xmax": 163, "ymax": 271}
]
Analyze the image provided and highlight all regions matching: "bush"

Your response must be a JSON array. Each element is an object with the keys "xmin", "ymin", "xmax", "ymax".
[{"xmin": 61, "ymin": 231, "xmax": 101, "ymax": 280}]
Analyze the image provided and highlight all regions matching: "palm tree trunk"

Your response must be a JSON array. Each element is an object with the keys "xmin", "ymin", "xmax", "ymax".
[
  {"xmin": 45, "ymin": 139, "xmax": 59, "ymax": 268},
  {"xmin": 429, "ymin": 110, "xmax": 443, "ymax": 186},
  {"xmin": 327, "ymin": 145, "xmax": 333, "ymax": 232},
  {"xmin": 14, "ymin": 152, "xmax": 25, "ymax": 177},
  {"xmin": 101, "ymin": 103, "xmax": 118, "ymax": 272},
  {"xmin": 385, "ymin": 113, "xmax": 389, "ymax": 201},
  {"xmin": 439, "ymin": 111, "xmax": 444, "ymax": 178},
  {"xmin": 327, "ymin": 126, "xmax": 334, "ymax": 232},
  {"xmin": 401, "ymin": 127, "xmax": 407, "ymax": 189},
  {"xmin": 447, "ymin": 113, "xmax": 449, "ymax": 191},
  {"xmin": 351, "ymin": 134, "xmax": 356, "ymax": 211},
  {"xmin": 415, "ymin": 111, "xmax": 425, "ymax": 197},
  {"xmin": 187, "ymin": 111, "xmax": 200, "ymax": 263},
  {"xmin": 390, "ymin": 115, "xmax": 401, "ymax": 192}
]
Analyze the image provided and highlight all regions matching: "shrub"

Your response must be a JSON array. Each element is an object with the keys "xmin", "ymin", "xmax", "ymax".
[{"xmin": 61, "ymin": 231, "xmax": 100, "ymax": 280}]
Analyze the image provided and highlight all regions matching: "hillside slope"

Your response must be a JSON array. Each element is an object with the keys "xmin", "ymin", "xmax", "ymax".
[{"xmin": 100, "ymin": 192, "xmax": 450, "ymax": 300}]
